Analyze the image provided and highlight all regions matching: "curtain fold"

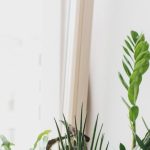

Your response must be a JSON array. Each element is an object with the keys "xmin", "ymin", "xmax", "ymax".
[{"xmin": 60, "ymin": 0, "xmax": 94, "ymax": 125}]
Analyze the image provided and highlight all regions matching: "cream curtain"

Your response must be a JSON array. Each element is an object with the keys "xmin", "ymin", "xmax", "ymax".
[{"xmin": 60, "ymin": 0, "xmax": 94, "ymax": 125}]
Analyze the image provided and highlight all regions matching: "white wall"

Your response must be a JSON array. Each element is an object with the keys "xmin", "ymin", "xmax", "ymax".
[
  {"xmin": 0, "ymin": 0, "xmax": 61, "ymax": 149},
  {"xmin": 87, "ymin": 0, "xmax": 150, "ymax": 149}
]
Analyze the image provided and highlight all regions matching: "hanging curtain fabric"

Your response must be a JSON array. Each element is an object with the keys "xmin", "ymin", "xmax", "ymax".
[{"xmin": 60, "ymin": 0, "xmax": 94, "ymax": 125}]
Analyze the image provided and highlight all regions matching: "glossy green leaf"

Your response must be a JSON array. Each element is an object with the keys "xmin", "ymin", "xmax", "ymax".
[
  {"xmin": 135, "ymin": 41, "xmax": 149, "ymax": 59},
  {"xmin": 128, "ymin": 82, "xmax": 139, "ymax": 105},
  {"xmin": 119, "ymin": 143, "xmax": 126, "ymax": 150},
  {"xmin": 131, "ymin": 31, "xmax": 139, "ymax": 43},
  {"xmin": 135, "ymin": 59, "xmax": 149, "ymax": 74},
  {"xmin": 129, "ymin": 71, "xmax": 142, "ymax": 85},
  {"xmin": 135, "ymin": 51, "xmax": 150, "ymax": 63},
  {"xmin": 129, "ymin": 106, "xmax": 139, "ymax": 122},
  {"xmin": 136, "ymin": 34, "xmax": 145, "ymax": 45}
]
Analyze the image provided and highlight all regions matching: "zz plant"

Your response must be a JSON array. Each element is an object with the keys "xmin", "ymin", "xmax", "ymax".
[{"xmin": 119, "ymin": 31, "xmax": 150, "ymax": 150}]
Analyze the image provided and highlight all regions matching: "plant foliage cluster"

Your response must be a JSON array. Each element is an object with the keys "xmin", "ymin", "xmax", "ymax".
[{"xmin": 119, "ymin": 31, "xmax": 150, "ymax": 150}]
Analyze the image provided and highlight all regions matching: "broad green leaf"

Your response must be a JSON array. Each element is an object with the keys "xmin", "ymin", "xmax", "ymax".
[
  {"xmin": 135, "ymin": 41, "xmax": 149, "ymax": 59},
  {"xmin": 135, "ymin": 51, "xmax": 150, "ymax": 63},
  {"xmin": 128, "ymin": 82, "xmax": 139, "ymax": 105},
  {"xmin": 33, "ymin": 130, "xmax": 50, "ymax": 150},
  {"xmin": 118, "ymin": 72, "xmax": 128, "ymax": 90},
  {"xmin": 131, "ymin": 31, "xmax": 139, "ymax": 43},
  {"xmin": 129, "ymin": 71, "xmax": 142, "ymax": 85},
  {"xmin": 134, "ymin": 59, "xmax": 149, "ymax": 74},
  {"xmin": 136, "ymin": 34, "xmax": 145, "ymax": 45},
  {"xmin": 119, "ymin": 143, "xmax": 126, "ymax": 150},
  {"xmin": 129, "ymin": 106, "xmax": 139, "ymax": 122}
]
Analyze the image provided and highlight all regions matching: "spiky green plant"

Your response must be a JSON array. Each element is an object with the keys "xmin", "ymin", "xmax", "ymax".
[
  {"xmin": 119, "ymin": 31, "xmax": 150, "ymax": 150},
  {"xmin": 46, "ymin": 106, "xmax": 109, "ymax": 150}
]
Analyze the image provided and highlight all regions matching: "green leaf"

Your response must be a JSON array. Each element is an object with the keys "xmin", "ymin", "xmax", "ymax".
[
  {"xmin": 0, "ymin": 135, "xmax": 14, "ymax": 150},
  {"xmin": 90, "ymin": 114, "xmax": 99, "ymax": 150},
  {"xmin": 129, "ymin": 71, "xmax": 142, "ymax": 85},
  {"xmin": 134, "ymin": 58, "xmax": 149, "ymax": 74},
  {"xmin": 33, "ymin": 130, "xmax": 50, "ymax": 150},
  {"xmin": 105, "ymin": 142, "xmax": 109, "ymax": 150},
  {"xmin": 62, "ymin": 114, "xmax": 72, "ymax": 149},
  {"xmin": 142, "ymin": 117, "xmax": 149, "ymax": 131},
  {"xmin": 122, "ymin": 61, "xmax": 131, "ymax": 77},
  {"xmin": 129, "ymin": 106, "xmax": 139, "ymax": 122},
  {"xmin": 125, "ymin": 40, "xmax": 134, "ymax": 53},
  {"xmin": 118, "ymin": 72, "xmax": 128, "ymax": 90},
  {"xmin": 94, "ymin": 124, "xmax": 103, "ymax": 150},
  {"xmin": 127, "ymin": 36, "xmax": 135, "ymax": 47},
  {"xmin": 99, "ymin": 134, "xmax": 104, "ymax": 150},
  {"xmin": 128, "ymin": 82, "xmax": 139, "ymax": 105},
  {"xmin": 75, "ymin": 117, "xmax": 79, "ymax": 145},
  {"xmin": 81, "ymin": 113, "xmax": 87, "ymax": 146},
  {"xmin": 136, "ymin": 34, "xmax": 145, "ymax": 45},
  {"xmin": 123, "ymin": 55, "xmax": 133, "ymax": 71},
  {"xmin": 131, "ymin": 31, "xmax": 139, "ymax": 43},
  {"xmin": 119, "ymin": 143, "xmax": 126, "ymax": 150},
  {"xmin": 78, "ymin": 104, "xmax": 83, "ymax": 150},
  {"xmin": 136, "ymin": 134, "xmax": 146, "ymax": 149},
  {"xmin": 135, "ymin": 41, "xmax": 149, "ymax": 59},
  {"xmin": 135, "ymin": 51, "xmax": 150, "ymax": 63},
  {"xmin": 123, "ymin": 46, "xmax": 133, "ymax": 61},
  {"xmin": 54, "ymin": 119, "xmax": 65, "ymax": 150}
]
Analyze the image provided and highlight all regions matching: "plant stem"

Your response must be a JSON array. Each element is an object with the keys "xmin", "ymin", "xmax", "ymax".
[{"xmin": 132, "ymin": 121, "xmax": 136, "ymax": 150}]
